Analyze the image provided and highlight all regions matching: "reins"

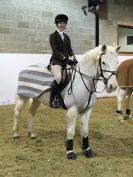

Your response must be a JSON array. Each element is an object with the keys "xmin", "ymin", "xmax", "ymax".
[
  {"xmin": 67, "ymin": 66, "xmax": 77, "ymax": 95},
  {"xmin": 67, "ymin": 65, "xmax": 99, "ymax": 94},
  {"xmin": 66, "ymin": 53, "xmax": 117, "ymax": 113},
  {"xmin": 67, "ymin": 64, "xmax": 102, "ymax": 113}
]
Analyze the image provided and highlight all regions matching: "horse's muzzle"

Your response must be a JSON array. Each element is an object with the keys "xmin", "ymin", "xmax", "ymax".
[{"xmin": 106, "ymin": 83, "xmax": 117, "ymax": 93}]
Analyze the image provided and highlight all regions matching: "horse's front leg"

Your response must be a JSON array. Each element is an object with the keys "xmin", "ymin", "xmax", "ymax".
[
  {"xmin": 80, "ymin": 108, "xmax": 93, "ymax": 158},
  {"xmin": 66, "ymin": 106, "xmax": 78, "ymax": 160}
]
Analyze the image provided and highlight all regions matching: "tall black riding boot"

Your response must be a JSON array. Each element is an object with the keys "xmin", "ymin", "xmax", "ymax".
[{"xmin": 49, "ymin": 80, "xmax": 61, "ymax": 108}]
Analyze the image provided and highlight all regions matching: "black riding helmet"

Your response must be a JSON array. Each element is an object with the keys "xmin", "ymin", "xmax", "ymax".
[{"xmin": 55, "ymin": 14, "xmax": 68, "ymax": 25}]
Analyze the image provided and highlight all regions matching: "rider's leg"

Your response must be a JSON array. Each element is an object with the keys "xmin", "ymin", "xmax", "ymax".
[{"xmin": 49, "ymin": 65, "xmax": 62, "ymax": 108}]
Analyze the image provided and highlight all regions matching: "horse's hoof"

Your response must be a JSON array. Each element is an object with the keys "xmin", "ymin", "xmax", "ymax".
[
  {"xmin": 30, "ymin": 135, "xmax": 37, "ymax": 139},
  {"xmin": 118, "ymin": 117, "xmax": 124, "ymax": 122},
  {"xmin": 28, "ymin": 133, "xmax": 37, "ymax": 139},
  {"xmin": 84, "ymin": 148, "xmax": 93, "ymax": 158},
  {"xmin": 13, "ymin": 135, "xmax": 20, "ymax": 139},
  {"xmin": 117, "ymin": 115, "xmax": 124, "ymax": 121},
  {"xmin": 13, "ymin": 131, "xmax": 20, "ymax": 139},
  {"xmin": 129, "ymin": 114, "xmax": 133, "ymax": 119},
  {"xmin": 67, "ymin": 151, "xmax": 77, "ymax": 160}
]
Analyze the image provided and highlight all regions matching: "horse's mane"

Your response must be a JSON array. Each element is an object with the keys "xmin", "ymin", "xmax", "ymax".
[
  {"xmin": 79, "ymin": 46, "xmax": 100, "ymax": 65},
  {"xmin": 79, "ymin": 45, "xmax": 117, "ymax": 66}
]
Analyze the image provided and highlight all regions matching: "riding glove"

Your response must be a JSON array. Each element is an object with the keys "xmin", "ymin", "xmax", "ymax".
[
  {"xmin": 73, "ymin": 58, "xmax": 78, "ymax": 64},
  {"xmin": 63, "ymin": 57, "xmax": 76, "ymax": 66},
  {"xmin": 70, "ymin": 56, "xmax": 78, "ymax": 64}
]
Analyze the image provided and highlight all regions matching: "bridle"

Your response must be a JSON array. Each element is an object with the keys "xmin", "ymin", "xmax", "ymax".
[
  {"xmin": 67, "ymin": 52, "xmax": 117, "ymax": 113},
  {"xmin": 98, "ymin": 53, "xmax": 117, "ymax": 85}
]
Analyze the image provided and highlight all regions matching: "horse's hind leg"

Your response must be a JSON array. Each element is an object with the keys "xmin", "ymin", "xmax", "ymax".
[
  {"xmin": 80, "ymin": 108, "xmax": 93, "ymax": 158},
  {"xmin": 116, "ymin": 88, "xmax": 125, "ymax": 121},
  {"xmin": 13, "ymin": 95, "xmax": 28, "ymax": 138},
  {"xmin": 28, "ymin": 99, "xmax": 40, "ymax": 138},
  {"xmin": 125, "ymin": 89, "xmax": 132, "ymax": 118}
]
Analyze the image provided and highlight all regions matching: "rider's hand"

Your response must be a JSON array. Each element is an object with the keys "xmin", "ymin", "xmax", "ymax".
[
  {"xmin": 70, "ymin": 56, "xmax": 78, "ymax": 64},
  {"xmin": 64, "ymin": 57, "xmax": 76, "ymax": 66},
  {"xmin": 73, "ymin": 58, "xmax": 78, "ymax": 64}
]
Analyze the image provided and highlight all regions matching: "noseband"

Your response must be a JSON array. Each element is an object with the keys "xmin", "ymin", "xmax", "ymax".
[{"xmin": 98, "ymin": 53, "xmax": 117, "ymax": 85}]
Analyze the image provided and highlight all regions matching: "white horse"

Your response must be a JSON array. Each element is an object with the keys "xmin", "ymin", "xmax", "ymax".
[{"xmin": 13, "ymin": 44, "xmax": 120, "ymax": 160}]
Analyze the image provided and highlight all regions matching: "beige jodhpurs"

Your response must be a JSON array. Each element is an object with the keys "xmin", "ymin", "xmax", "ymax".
[{"xmin": 51, "ymin": 65, "xmax": 62, "ymax": 84}]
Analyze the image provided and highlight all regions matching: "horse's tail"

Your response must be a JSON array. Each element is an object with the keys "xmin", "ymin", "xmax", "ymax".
[{"xmin": 15, "ymin": 94, "xmax": 32, "ymax": 118}]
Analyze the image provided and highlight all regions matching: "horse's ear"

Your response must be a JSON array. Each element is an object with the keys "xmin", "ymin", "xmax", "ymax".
[
  {"xmin": 115, "ymin": 45, "xmax": 121, "ymax": 53},
  {"xmin": 101, "ymin": 44, "xmax": 107, "ymax": 54}
]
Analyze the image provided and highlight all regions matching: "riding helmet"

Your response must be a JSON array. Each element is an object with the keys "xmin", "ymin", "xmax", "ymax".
[{"xmin": 55, "ymin": 14, "xmax": 68, "ymax": 24}]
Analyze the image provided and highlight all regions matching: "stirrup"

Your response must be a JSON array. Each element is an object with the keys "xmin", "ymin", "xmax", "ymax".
[{"xmin": 49, "ymin": 99, "xmax": 61, "ymax": 108}]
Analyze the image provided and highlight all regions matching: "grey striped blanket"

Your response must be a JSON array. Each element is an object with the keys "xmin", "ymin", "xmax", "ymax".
[{"xmin": 17, "ymin": 64, "xmax": 54, "ymax": 98}]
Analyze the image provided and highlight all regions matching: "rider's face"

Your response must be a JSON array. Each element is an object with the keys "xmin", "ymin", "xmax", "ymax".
[{"xmin": 57, "ymin": 22, "xmax": 66, "ymax": 31}]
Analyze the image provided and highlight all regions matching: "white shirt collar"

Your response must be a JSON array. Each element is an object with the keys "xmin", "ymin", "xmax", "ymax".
[
  {"xmin": 57, "ymin": 29, "xmax": 64, "ymax": 40},
  {"xmin": 57, "ymin": 29, "xmax": 64, "ymax": 32}
]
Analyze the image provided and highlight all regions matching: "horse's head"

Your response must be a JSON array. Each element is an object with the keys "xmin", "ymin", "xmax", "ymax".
[{"xmin": 97, "ymin": 44, "xmax": 121, "ymax": 93}]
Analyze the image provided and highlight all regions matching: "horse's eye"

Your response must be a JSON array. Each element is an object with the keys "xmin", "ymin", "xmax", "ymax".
[{"xmin": 102, "ymin": 61, "xmax": 105, "ymax": 65}]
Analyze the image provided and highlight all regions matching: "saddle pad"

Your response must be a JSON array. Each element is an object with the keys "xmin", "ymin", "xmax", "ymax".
[
  {"xmin": 17, "ymin": 65, "xmax": 54, "ymax": 98},
  {"xmin": 117, "ymin": 59, "xmax": 133, "ymax": 87}
]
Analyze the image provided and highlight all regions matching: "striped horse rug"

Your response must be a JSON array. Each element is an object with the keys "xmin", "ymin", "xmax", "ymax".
[
  {"xmin": 17, "ymin": 64, "xmax": 54, "ymax": 98},
  {"xmin": 117, "ymin": 59, "xmax": 133, "ymax": 87}
]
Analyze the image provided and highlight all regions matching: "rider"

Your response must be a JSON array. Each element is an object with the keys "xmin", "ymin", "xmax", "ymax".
[{"xmin": 49, "ymin": 14, "xmax": 78, "ymax": 108}]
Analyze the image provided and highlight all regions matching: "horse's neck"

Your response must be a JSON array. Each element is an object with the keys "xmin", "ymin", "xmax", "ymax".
[{"xmin": 79, "ymin": 51, "xmax": 98, "ymax": 77}]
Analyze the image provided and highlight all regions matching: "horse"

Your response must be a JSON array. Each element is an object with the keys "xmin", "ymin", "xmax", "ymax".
[
  {"xmin": 13, "ymin": 44, "xmax": 120, "ymax": 160},
  {"xmin": 116, "ymin": 59, "xmax": 133, "ymax": 121}
]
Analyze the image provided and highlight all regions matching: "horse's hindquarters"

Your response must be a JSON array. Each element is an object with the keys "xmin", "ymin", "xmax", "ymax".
[{"xmin": 116, "ymin": 86, "xmax": 133, "ymax": 121}]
